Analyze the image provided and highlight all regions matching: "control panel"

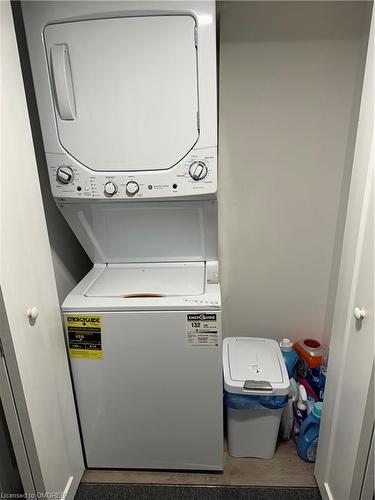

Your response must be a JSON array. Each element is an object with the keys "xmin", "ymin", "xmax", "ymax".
[{"xmin": 48, "ymin": 147, "xmax": 217, "ymax": 200}]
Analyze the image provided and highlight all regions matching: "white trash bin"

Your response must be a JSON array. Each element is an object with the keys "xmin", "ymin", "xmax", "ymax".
[{"xmin": 223, "ymin": 337, "xmax": 290, "ymax": 459}]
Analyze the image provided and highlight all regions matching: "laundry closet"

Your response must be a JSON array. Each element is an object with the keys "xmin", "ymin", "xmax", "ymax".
[{"xmin": 1, "ymin": 1, "xmax": 373, "ymax": 500}]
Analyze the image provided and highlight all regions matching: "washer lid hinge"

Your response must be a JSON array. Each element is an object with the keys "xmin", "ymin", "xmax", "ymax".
[{"xmin": 206, "ymin": 261, "xmax": 219, "ymax": 284}]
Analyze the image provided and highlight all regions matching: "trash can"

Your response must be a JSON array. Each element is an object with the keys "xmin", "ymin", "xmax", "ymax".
[{"xmin": 223, "ymin": 337, "xmax": 290, "ymax": 459}]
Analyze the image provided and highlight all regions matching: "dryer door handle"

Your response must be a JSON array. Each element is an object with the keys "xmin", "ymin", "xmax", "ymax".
[{"xmin": 50, "ymin": 44, "xmax": 76, "ymax": 121}]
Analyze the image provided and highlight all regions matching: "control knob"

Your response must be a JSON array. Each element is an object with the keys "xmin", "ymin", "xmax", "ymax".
[
  {"xmin": 104, "ymin": 181, "xmax": 118, "ymax": 196},
  {"xmin": 126, "ymin": 181, "xmax": 139, "ymax": 196},
  {"xmin": 56, "ymin": 165, "xmax": 73, "ymax": 184},
  {"xmin": 189, "ymin": 161, "xmax": 208, "ymax": 181}
]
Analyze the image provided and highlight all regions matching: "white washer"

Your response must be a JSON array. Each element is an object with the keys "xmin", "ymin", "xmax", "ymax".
[
  {"xmin": 63, "ymin": 263, "xmax": 223, "ymax": 469},
  {"xmin": 58, "ymin": 199, "xmax": 223, "ymax": 469}
]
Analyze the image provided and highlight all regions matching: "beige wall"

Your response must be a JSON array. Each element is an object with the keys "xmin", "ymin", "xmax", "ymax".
[{"xmin": 219, "ymin": 1, "xmax": 371, "ymax": 342}]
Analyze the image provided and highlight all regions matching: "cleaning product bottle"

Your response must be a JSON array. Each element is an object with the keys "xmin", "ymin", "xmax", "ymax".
[
  {"xmin": 279, "ymin": 338, "xmax": 299, "ymax": 378},
  {"xmin": 293, "ymin": 384, "xmax": 308, "ymax": 444},
  {"xmin": 293, "ymin": 339, "xmax": 323, "ymax": 369},
  {"xmin": 280, "ymin": 378, "xmax": 298, "ymax": 441},
  {"xmin": 294, "ymin": 338, "xmax": 323, "ymax": 399},
  {"xmin": 297, "ymin": 402, "xmax": 323, "ymax": 463},
  {"xmin": 319, "ymin": 349, "xmax": 329, "ymax": 401}
]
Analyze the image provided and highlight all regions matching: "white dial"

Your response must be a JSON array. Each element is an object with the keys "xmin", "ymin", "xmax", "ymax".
[
  {"xmin": 56, "ymin": 165, "xmax": 73, "ymax": 184},
  {"xmin": 189, "ymin": 161, "xmax": 208, "ymax": 181},
  {"xmin": 104, "ymin": 181, "xmax": 117, "ymax": 196},
  {"xmin": 126, "ymin": 181, "xmax": 139, "ymax": 196}
]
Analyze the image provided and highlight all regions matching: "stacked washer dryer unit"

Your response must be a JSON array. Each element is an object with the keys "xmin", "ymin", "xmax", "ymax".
[{"xmin": 22, "ymin": 1, "xmax": 223, "ymax": 470}]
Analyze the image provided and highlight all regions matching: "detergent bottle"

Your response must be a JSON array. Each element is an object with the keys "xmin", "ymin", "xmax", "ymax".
[
  {"xmin": 279, "ymin": 338, "xmax": 299, "ymax": 378},
  {"xmin": 293, "ymin": 384, "xmax": 308, "ymax": 443},
  {"xmin": 297, "ymin": 402, "xmax": 323, "ymax": 463}
]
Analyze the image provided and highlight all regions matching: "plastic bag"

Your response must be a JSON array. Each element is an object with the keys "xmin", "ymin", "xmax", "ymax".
[{"xmin": 224, "ymin": 391, "xmax": 288, "ymax": 410}]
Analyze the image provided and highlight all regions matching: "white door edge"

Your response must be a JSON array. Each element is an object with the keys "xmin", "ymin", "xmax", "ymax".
[
  {"xmin": 0, "ymin": 357, "xmax": 35, "ymax": 495},
  {"xmin": 62, "ymin": 476, "xmax": 74, "ymax": 499}
]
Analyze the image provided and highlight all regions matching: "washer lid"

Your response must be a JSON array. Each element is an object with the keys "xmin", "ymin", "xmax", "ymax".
[
  {"xmin": 59, "ymin": 201, "xmax": 218, "ymax": 264},
  {"xmin": 223, "ymin": 337, "xmax": 289, "ymax": 396},
  {"xmin": 85, "ymin": 262, "xmax": 205, "ymax": 298}
]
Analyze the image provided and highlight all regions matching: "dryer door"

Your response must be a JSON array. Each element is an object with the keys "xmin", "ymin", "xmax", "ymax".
[{"xmin": 44, "ymin": 16, "xmax": 199, "ymax": 172}]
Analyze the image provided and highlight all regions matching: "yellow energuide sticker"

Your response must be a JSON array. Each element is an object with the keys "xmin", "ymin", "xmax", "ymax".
[{"xmin": 65, "ymin": 315, "xmax": 102, "ymax": 359}]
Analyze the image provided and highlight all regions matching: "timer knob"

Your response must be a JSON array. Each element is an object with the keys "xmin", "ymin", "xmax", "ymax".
[
  {"xmin": 189, "ymin": 161, "xmax": 208, "ymax": 181},
  {"xmin": 126, "ymin": 181, "xmax": 139, "ymax": 196},
  {"xmin": 104, "ymin": 181, "xmax": 117, "ymax": 196},
  {"xmin": 56, "ymin": 165, "xmax": 73, "ymax": 184}
]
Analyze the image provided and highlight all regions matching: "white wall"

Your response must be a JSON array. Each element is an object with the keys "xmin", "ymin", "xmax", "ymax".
[
  {"xmin": 219, "ymin": 1, "xmax": 371, "ymax": 342},
  {"xmin": 12, "ymin": 4, "xmax": 92, "ymax": 303}
]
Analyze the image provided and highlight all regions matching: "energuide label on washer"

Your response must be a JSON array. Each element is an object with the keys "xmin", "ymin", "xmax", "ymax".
[
  {"xmin": 187, "ymin": 313, "xmax": 218, "ymax": 347},
  {"xmin": 66, "ymin": 315, "xmax": 102, "ymax": 359}
]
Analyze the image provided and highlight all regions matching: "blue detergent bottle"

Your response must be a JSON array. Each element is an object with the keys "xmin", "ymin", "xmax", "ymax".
[
  {"xmin": 297, "ymin": 402, "xmax": 323, "ymax": 463},
  {"xmin": 279, "ymin": 338, "xmax": 299, "ymax": 378}
]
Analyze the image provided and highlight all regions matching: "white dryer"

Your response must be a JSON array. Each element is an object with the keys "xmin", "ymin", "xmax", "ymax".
[
  {"xmin": 21, "ymin": 1, "xmax": 217, "ymax": 201},
  {"xmin": 22, "ymin": 1, "xmax": 223, "ymax": 470}
]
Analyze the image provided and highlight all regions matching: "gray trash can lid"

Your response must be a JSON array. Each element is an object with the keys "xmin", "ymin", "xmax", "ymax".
[{"xmin": 223, "ymin": 337, "xmax": 290, "ymax": 396}]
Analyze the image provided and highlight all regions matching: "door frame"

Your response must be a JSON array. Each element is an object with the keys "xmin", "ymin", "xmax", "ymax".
[
  {"xmin": 0, "ymin": 288, "xmax": 36, "ymax": 494},
  {"xmin": 350, "ymin": 365, "xmax": 374, "ymax": 500},
  {"xmin": 360, "ymin": 429, "xmax": 374, "ymax": 500},
  {"xmin": 1, "ymin": 2, "xmax": 85, "ymax": 497},
  {"xmin": 315, "ymin": 8, "xmax": 374, "ymax": 498}
]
